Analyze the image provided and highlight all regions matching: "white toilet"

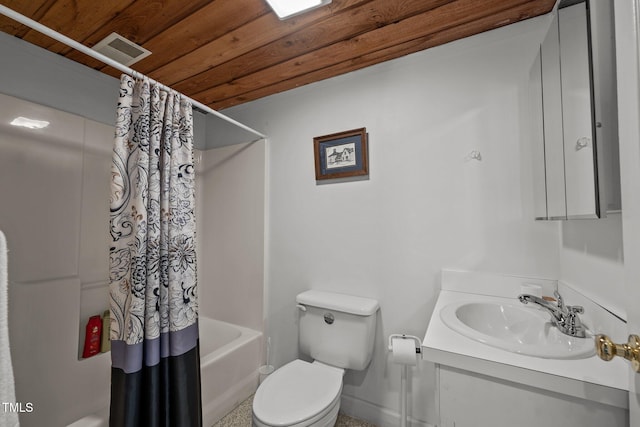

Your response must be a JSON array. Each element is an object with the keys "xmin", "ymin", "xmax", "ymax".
[{"xmin": 252, "ymin": 290, "xmax": 379, "ymax": 427}]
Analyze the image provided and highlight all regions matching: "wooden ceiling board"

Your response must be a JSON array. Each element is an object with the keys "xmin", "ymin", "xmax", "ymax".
[
  {"xmin": 0, "ymin": 0, "xmax": 556, "ymax": 110},
  {"xmin": 0, "ymin": 0, "xmax": 53, "ymax": 37},
  {"xmin": 172, "ymin": 0, "xmax": 453, "ymax": 96},
  {"xmin": 63, "ymin": 0, "xmax": 216, "ymax": 70},
  {"xmin": 149, "ymin": 0, "xmax": 372, "ymax": 86},
  {"xmin": 120, "ymin": 0, "xmax": 271, "ymax": 74},
  {"xmin": 23, "ymin": 0, "xmax": 134, "ymax": 54},
  {"xmin": 193, "ymin": 0, "xmax": 537, "ymax": 105},
  {"xmin": 208, "ymin": 0, "xmax": 556, "ymax": 109}
]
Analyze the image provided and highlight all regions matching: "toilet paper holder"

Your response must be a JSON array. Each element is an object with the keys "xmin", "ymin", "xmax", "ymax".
[
  {"xmin": 388, "ymin": 334, "xmax": 423, "ymax": 358},
  {"xmin": 389, "ymin": 334, "xmax": 422, "ymax": 427}
]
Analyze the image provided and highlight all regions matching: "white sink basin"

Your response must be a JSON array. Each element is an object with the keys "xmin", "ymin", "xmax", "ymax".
[{"xmin": 440, "ymin": 301, "xmax": 594, "ymax": 359}]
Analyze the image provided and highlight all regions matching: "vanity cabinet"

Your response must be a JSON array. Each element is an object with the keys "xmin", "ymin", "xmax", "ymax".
[
  {"xmin": 438, "ymin": 366, "xmax": 627, "ymax": 427},
  {"xmin": 529, "ymin": 0, "xmax": 620, "ymax": 220}
]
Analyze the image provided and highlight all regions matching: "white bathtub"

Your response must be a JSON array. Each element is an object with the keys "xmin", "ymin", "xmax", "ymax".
[
  {"xmin": 199, "ymin": 317, "xmax": 263, "ymax": 427},
  {"xmin": 67, "ymin": 317, "xmax": 263, "ymax": 427}
]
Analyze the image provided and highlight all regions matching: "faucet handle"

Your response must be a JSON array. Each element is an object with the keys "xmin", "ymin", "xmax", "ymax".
[
  {"xmin": 554, "ymin": 290, "xmax": 564, "ymax": 309},
  {"xmin": 565, "ymin": 306, "xmax": 586, "ymax": 337},
  {"xmin": 568, "ymin": 305, "xmax": 584, "ymax": 314}
]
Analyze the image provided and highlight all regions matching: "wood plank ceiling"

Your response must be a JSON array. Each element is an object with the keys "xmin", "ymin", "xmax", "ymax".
[{"xmin": 0, "ymin": 0, "xmax": 556, "ymax": 111}]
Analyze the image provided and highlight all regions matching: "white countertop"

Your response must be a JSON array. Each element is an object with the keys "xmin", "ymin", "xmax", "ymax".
[{"xmin": 422, "ymin": 270, "xmax": 629, "ymax": 409}]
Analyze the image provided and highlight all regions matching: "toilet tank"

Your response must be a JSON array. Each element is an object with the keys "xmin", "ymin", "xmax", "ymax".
[{"xmin": 296, "ymin": 290, "xmax": 379, "ymax": 371}]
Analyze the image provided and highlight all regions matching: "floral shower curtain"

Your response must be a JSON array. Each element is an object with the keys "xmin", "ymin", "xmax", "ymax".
[{"xmin": 109, "ymin": 74, "xmax": 201, "ymax": 427}]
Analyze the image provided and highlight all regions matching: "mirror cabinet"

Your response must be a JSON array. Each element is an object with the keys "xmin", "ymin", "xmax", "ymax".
[{"xmin": 529, "ymin": 0, "xmax": 620, "ymax": 220}]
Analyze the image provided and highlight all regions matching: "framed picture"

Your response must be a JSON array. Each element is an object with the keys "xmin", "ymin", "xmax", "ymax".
[{"xmin": 313, "ymin": 128, "xmax": 368, "ymax": 180}]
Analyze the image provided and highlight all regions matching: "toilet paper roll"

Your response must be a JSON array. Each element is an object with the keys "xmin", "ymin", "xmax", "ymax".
[{"xmin": 391, "ymin": 338, "xmax": 418, "ymax": 366}]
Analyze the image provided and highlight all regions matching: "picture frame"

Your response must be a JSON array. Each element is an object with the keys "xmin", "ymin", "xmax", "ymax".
[{"xmin": 313, "ymin": 127, "xmax": 368, "ymax": 181}]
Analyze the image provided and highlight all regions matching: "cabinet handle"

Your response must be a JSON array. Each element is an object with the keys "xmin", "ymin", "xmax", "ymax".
[
  {"xmin": 575, "ymin": 137, "xmax": 590, "ymax": 151},
  {"xmin": 595, "ymin": 334, "xmax": 640, "ymax": 372}
]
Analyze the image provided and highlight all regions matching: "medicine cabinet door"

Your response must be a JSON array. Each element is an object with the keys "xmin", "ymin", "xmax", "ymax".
[
  {"xmin": 558, "ymin": 2, "xmax": 599, "ymax": 218},
  {"xmin": 540, "ymin": 11, "xmax": 567, "ymax": 219},
  {"xmin": 529, "ymin": 50, "xmax": 548, "ymax": 220}
]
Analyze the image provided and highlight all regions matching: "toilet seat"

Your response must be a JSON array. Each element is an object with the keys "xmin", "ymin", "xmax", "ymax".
[{"xmin": 252, "ymin": 359, "xmax": 344, "ymax": 427}]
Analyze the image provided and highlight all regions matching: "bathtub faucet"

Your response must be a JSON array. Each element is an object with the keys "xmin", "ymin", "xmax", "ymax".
[{"xmin": 518, "ymin": 290, "xmax": 586, "ymax": 338}]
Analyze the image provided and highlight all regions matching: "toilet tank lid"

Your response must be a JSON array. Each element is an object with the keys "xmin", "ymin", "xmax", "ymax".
[{"xmin": 296, "ymin": 290, "xmax": 379, "ymax": 316}]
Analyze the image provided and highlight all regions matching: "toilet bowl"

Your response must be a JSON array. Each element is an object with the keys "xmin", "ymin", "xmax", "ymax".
[
  {"xmin": 252, "ymin": 360, "xmax": 344, "ymax": 427},
  {"xmin": 252, "ymin": 290, "xmax": 379, "ymax": 427}
]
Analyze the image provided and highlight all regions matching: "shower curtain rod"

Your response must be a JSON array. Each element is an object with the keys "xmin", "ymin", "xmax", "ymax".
[{"xmin": 0, "ymin": 5, "xmax": 268, "ymax": 141}]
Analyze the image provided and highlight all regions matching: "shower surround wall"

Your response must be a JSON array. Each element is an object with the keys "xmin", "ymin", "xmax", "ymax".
[
  {"xmin": 0, "ymin": 92, "xmax": 113, "ymax": 427},
  {"xmin": 195, "ymin": 141, "xmax": 266, "ymax": 332}
]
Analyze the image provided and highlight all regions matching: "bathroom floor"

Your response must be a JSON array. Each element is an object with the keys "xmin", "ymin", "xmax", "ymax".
[{"xmin": 213, "ymin": 394, "xmax": 378, "ymax": 427}]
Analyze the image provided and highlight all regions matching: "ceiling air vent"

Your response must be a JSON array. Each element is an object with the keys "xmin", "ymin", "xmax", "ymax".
[{"xmin": 92, "ymin": 33, "xmax": 151, "ymax": 66}]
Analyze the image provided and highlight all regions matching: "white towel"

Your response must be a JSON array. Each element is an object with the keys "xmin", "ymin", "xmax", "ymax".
[{"xmin": 0, "ymin": 230, "xmax": 19, "ymax": 427}]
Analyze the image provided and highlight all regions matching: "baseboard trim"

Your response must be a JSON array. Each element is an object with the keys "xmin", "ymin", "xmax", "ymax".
[{"xmin": 340, "ymin": 394, "xmax": 433, "ymax": 427}]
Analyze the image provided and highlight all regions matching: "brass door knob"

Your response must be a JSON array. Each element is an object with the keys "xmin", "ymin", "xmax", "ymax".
[{"xmin": 595, "ymin": 334, "xmax": 640, "ymax": 372}]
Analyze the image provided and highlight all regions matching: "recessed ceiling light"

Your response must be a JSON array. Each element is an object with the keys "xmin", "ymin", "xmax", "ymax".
[
  {"xmin": 265, "ymin": 0, "xmax": 332, "ymax": 20},
  {"xmin": 10, "ymin": 117, "xmax": 50, "ymax": 129}
]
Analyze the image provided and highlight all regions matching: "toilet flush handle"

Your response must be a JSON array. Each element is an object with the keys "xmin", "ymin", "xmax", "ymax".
[{"xmin": 296, "ymin": 304, "xmax": 307, "ymax": 312}]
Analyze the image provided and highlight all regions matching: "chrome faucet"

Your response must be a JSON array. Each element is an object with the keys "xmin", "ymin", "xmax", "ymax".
[{"xmin": 518, "ymin": 290, "xmax": 586, "ymax": 338}]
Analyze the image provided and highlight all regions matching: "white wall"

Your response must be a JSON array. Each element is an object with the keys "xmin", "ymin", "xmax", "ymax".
[
  {"xmin": 223, "ymin": 16, "xmax": 561, "ymax": 426},
  {"xmin": 0, "ymin": 93, "xmax": 112, "ymax": 426},
  {"xmin": 196, "ymin": 141, "xmax": 266, "ymax": 331},
  {"xmin": 0, "ymin": 32, "xmax": 118, "ymax": 128},
  {"xmin": 0, "ymin": 31, "xmax": 252, "ymax": 151},
  {"xmin": 559, "ymin": 215, "xmax": 625, "ymax": 318}
]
